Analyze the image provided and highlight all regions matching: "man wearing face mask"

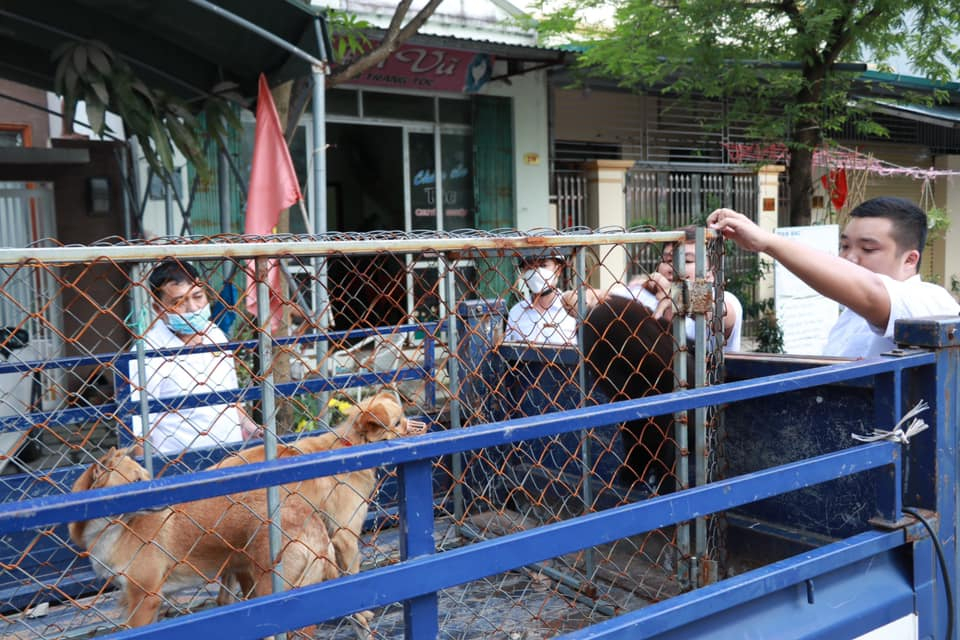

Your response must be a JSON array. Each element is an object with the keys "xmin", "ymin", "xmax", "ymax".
[
  {"xmin": 129, "ymin": 260, "xmax": 258, "ymax": 454},
  {"xmin": 504, "ymin": 253, "xmax": 577, "ymax": 345}
]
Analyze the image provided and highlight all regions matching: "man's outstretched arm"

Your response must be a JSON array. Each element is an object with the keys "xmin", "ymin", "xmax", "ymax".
[{"xmin": 707, "ymin": 208, "xmax": 891, "ymax": 329}]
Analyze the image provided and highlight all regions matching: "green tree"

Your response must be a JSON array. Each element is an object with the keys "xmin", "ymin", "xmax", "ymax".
[{"xmin": 530, "ymin": 0, "xmax": 960, "ymax": 225}]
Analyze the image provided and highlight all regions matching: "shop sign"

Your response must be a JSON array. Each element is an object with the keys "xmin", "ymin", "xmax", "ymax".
[{"xmin": 340, "ymin": 40, "xmax": 494, "ymax": 93}]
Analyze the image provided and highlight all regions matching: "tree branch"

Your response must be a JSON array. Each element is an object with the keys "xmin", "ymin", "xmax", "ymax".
[
  {"xmin": 384, "ymin": 0, "xmax": 415, "ymax": 41},
  {"xmin": 822, "ymin": 2, "xmax": 883, "ymax": 68},
  {"xmin": 396, "ymin": 0, "xmax": 445, "ymax": 42},
  {"xmin": 328, "ymin": 0, "xmax": 444, "ymax": 87},
  {"xmin": 779, "ymin": 0, "xmax": 803, "ymax": 30}
]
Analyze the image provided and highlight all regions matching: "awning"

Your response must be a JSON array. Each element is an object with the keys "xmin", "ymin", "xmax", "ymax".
[
  {"xmin": 0, "ymin": 0, "xmax": 331, "ymax": 102},
  {"xmin": 861, "ymin": 99, "xmax": 960, "ymax": 129}
]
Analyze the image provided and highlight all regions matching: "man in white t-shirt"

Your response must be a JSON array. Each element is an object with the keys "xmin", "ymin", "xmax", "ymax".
[
  {"xmin": 130, "ymin": 260, "xmax": 259, "ymax": 454},
  {"xmin": 504, "ymin": 253, "xmax": 577, "ymax": 346},
  {"xmin": 707, "ymin": 197, "xmax": 959, "ymax": 358}
]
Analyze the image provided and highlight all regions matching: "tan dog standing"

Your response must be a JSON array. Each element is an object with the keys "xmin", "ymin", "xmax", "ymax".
[
  {"xmin": 68, "ymin": 447, "xmax": 338, "ymax": 630},
  {"xmin": 211, "ymin": 391, "xmax": 426, "ymax": 577}
]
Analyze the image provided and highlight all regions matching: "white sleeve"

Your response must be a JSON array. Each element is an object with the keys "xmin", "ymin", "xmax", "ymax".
[
  {"xmin": 723, "ymin": 291, "xmax": 743, "ymax": 352},
  {"xmin": 880, "ymin": 277, "xmax": 960, "ymax": 339}
]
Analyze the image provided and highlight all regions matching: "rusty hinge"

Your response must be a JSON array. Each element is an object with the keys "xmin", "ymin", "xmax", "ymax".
[{"xmin": 671, "ymin": 279, "xmax": 714, "ymax": 315}]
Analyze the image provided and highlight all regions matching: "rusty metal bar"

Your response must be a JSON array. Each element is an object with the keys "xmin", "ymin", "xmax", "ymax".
[{"xmin": 0, "ymin": 232, "xmax": 693, "ymax": 266}]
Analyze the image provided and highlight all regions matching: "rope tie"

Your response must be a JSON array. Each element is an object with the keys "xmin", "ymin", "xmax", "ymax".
[{"xmin": 851, "ymin": 400, "xmax": 929, "ymax": 444}]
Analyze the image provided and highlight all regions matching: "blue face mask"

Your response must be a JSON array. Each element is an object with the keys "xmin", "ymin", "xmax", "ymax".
[{"xmin": 164, "ymin": 304, "xmax": 211, "ymax": 335}]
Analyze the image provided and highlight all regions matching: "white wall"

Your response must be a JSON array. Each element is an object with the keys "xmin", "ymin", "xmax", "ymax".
[
  {"xmin": 483, "ymin": 66, "xmax": 552, "ymax": 230},
  {"xmin": 45, "ymin": 94, "xmax": 124, "ymax": 142}
]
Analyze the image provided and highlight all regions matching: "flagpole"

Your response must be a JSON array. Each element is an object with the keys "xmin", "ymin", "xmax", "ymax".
[{"xmin": 297, "ymin": 199, "xmax": 313, "ymax": 235}]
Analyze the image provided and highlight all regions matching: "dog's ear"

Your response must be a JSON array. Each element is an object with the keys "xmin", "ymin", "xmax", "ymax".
[
  {"xmin": 374, "ymin": 387, "xmax": 402, "ymax": 406},
  {"xmin": 90, "ymin": 447, "xmax": 120, "ymax": 484},
  {"xmin": 71, "ymin": 461, "xmax": 97, "ymax": 493}
]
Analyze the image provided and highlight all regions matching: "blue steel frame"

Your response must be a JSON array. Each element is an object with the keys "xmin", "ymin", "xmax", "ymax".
[
  {"xmin": 0, "ymin": 322, "xmax": 441, "ymax": 436},
  {"xmin": 0, "ymin": 317, "xmax": 957, "ymax": 639}
]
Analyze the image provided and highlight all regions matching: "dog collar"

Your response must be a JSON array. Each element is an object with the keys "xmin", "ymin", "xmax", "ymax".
[{"xmin": 338, "ymin": 437, "xmax": 353, "ymax": 447}]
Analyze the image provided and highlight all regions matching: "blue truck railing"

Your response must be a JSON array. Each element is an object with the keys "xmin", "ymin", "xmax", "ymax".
[
  {"xmin": 0, "ymin": 322, "xmax": 442, "ymax": 614},
  {"xmin": 0, "ymin": 322, "xmax": 440, "ymax": 436},
  {"xmin": 1, "ymin": 316, "xmax": 956, "ymax": 639}
]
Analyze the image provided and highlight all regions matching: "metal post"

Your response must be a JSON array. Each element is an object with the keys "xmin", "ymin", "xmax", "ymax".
[
  {"xmin": 872, "ymin": 369, "xmax": 902, "ymax": 525},
  {"xmin": 311, "ymin": 66, "xmax": 328, "ymax": 325},
  {"xmin": 399, "ymin": 459, "xmax": 438, "ymax": 638},
  {"xmin": 433, "ymin": 125, "xmax": 443, "ymax": 232},
  {"xmin": 574, "ymin": 248, "xmax": 595, "ymax": 578},
  {"xmin": 218, "ymin": 147, "xmax": 232, "ymax": 234},
  {"xmin": 255, "ymin": 257, "xmax": 285, "ymax": 618},
  {"xmin": 164, "ymin": 172, "xmax": 175, "ymax": 237},
  {"xmin": 443, "ymin": 255, "xmax": 464, "ymax": 530},
  {"xmin": 119, "ymin": 145, "xmax": 134, "ymax": 241},
  {"xmin": 672, "ymin": 239, "xmax": 690, "ymax": 587},
  {"xmin": 693, "ymin": 227, "xmax": 708, "ymax": 584},
  {"xmin": 131, "ymin": 263, "xmax": 155, "ymax": 477},
  {"xmin": 893, "ymin": 317, "xmax": 960, "ymax": 639},
  {"xmin": 309, "ymin": 63, "xmax": 331, "ymax": 422}
]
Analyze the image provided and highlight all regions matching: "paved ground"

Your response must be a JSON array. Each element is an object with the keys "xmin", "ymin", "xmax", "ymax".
[{"xmin": 2, "ymin": 511, "xmax": 680, "ymax": 640}]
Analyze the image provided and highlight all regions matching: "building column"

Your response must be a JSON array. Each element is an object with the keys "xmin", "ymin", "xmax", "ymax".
[
  {"xmin": 933, "ymin": 155, "xmax": 960, "ymax": 294},
  {"xmin": 755, "ymin": 164, "xmax": 784, "ymax": 303},
  {"xmin": 581, "ymin": 159, "xmax": 635, "ymax": 290}
]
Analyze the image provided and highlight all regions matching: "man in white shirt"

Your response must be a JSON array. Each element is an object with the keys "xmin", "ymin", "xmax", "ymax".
[
  {"xmin": 130, "ymin": 260, "xmax": 258, "ymax": 454},
  {"xmin": 707, "ymin": 197, "xmax": 959, "ymax": 358},
  {"xmin": 504, "ymin": 253, "xmax": 577, "ymax": 346}
]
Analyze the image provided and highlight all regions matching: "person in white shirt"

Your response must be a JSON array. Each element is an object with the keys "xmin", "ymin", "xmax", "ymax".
[
  {"xmin": 130, "ymin": 260, "xmax": 259, "ymax": 454},
  {"xmin": 563, "ymin": 226, "xmax": 743, "ymax": 352},
  {"xmin": 504, "ymin": 253, "xmax": 577, "ymax": 346},
  {"xmin": 707, "ymin": 197, "xmax": 960, "ymax": 358}
]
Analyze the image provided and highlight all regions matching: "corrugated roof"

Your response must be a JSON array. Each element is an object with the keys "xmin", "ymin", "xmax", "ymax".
[
  {"xmin": 861, "ymin": 99, "xmax": 960, "ymax": 129},
  {"xmin": 364, "ymin": 28, "xmax": 574, "ymax": 65}
]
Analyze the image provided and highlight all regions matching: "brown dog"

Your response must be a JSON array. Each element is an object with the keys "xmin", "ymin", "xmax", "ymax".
[
  {"xmin": 68, "ymin": 447, "xmax": 338, "ymax": 630},
  {"xmin": 211, "ymin": 391, "xmax": 426, "ymax": 577}
]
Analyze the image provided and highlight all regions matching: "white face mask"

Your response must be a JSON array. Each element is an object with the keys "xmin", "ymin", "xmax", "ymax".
[{"xmin": 522, "ymin": 266, "xmax": 559, "ymax": 297}]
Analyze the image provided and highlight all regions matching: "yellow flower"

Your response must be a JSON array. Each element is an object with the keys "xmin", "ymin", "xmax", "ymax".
[{"xmin": 329, "ymin": 398, "xmax": 352, "ymax": 413}]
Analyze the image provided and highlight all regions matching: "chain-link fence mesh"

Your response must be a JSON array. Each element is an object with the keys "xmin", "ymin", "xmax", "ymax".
[{"xmin": 0, "ymin": 229, "xmax": 730, "ymax": 638}]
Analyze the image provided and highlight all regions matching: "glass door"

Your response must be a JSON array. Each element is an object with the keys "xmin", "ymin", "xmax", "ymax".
[
  {"xmin": 406, "ymin": 129, "xmax": 474, "ymax": 232},
  {"xmin": 405, "ymin": 128, "xmax": 477, "ymax": 321}
]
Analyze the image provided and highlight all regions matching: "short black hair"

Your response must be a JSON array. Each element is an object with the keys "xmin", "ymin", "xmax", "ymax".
[
  {"xmin": 517, "ymin": 252, "xmax": 566, "ymax": 268},
  {"xmin": 148, "ymin": 259, "xmax": 200, "ymax": 297},
  {"xmin": 661, "ymin": 226, "xmax": 703, "ymax": 257},
  {"xmin": 848, "ymin": 197, "xmax": 927, "ymax": 257}
]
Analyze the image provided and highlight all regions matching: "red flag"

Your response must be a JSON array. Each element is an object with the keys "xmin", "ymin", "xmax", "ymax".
[
  {"xmin": 820, "ymin": 168, "xmax": 848, "ymax": 211},
  {"xmin": 244, "ymin": 74, "xmax": 303, "ymax": 331}
]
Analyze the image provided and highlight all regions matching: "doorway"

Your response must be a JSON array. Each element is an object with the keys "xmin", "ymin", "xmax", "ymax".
[
  {"xmin": 325, "ymin": 124, "xmax": 405, "ymax": 231},
  {"xmin": 320, "ymin": 121, "xmax": 476, "ymax": 331}
]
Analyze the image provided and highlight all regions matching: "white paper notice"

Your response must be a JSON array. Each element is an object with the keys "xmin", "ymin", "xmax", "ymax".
[{"xmin": 774, "ymin": 225, "xmax": 841, "ymax": 355}]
